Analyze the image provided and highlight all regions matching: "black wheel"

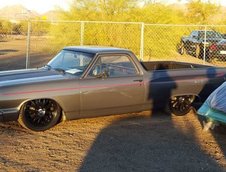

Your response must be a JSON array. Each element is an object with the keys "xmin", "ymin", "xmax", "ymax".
[
  {"xmin": 170, "ymin": 95, "xmax": 195, "ymax": 116},
  {"xmin": 18, "ymin": 99, "xmax": 61, "ymax": 131},
  {"xmin": 195, "ymin": 45, "xmax": 201, "ymax": 58},
  {"xmin": 177, "ymin": 42, "xmax": 185, "ymax": 55},
  {"xmin": 205, "ymin": 50, "xmax": 211, "ymax": 62}
]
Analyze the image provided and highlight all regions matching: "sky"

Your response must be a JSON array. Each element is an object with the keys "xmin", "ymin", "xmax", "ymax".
[
  {"xmin": 0, "ymin": 0, "xmax": 72, "ymax": 14},
  {"xmin": 0, "ymin": 0, "xmax": 226, "ymax": 14}
]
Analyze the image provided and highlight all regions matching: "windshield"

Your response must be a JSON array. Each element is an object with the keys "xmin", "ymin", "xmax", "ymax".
[
  {"xmin": 199, "ymin": 31, "xmax": 223, "ymax": 39},
  {"xmin": 47, "ymin": 50, "xmax": 94, "ymax": 76}
]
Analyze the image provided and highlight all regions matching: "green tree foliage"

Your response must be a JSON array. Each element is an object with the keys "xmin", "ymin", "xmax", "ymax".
[
  {"xmin": 60, "ymin": 0, "xmax": 138, "ymax": 21},
  {"xmin": 49, "ymin": 22, "xmax": 81, "ymax": 52},
  {"xmin": 0, "ymin": 20, "xmax": 13, "ymax": 34},
  {"xmin": 186, "ymin": 0, "xmax": 220, "ymax": 24},
  {"xmin": 12, "ymin": 23, "xmax": 22, "ymax": 34},
  {"xmin": 0, "ymin": 20, "xmax": 28, "ymax": 36},
  {"xmin": 47, "ymin": 0, "xmax": 225, "ymax": 59},
  {"xmin": 1, "ymin": 0, "xmax": 224, "ymax": 58},
  {"xmin": 31, "ymin": 20, "xmax": 51, "ymax": 36}
]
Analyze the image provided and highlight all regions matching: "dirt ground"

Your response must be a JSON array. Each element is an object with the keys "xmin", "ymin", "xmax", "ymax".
[
  {"xmin": 1, "ymin": 39, "xmax": 226, "ymax": 171},
  {"xmin": 1, "ymin": 111, "xmax": 226, "ymax": 172},
  {"xmin": 0, "ymin": 39, "xmax": 54, "ymax": 71}
]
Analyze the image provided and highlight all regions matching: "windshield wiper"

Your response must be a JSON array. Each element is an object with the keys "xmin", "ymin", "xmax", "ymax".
[
  {"xmin": 45, "ymin": 65, "xmax": 65, "ymax": 74},
  {"xmin": 53, "ymin": 68, "xmax": 65, "ymax": 74},
  {"xmin": 44, "ymin": 64, "xmax": 52, "ymax": 70}
]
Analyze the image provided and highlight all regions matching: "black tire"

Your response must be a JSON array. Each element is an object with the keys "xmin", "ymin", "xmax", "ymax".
[
  {"xmin": 205, "ymin": 51, "xmax": 212, "ymax": 62},
  {"xmin": 169, "ymin": 95, "xmax": 195, "ymax": 116},
  {"xmin": 18, "ymin": 99, "xmax": 61, "ymax": 131},
  {"xmin": 177, "ymin": 42, "xmax": 185, "ymax": 55},
  {"xmin": 195, "ymin": 44, "xmax": 201, "ymax": 58}
]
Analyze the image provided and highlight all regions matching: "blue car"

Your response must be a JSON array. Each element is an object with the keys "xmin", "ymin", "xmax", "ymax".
[{"xmin": 198, "ymin": 82, "xmax": 226, "ymax": 129}]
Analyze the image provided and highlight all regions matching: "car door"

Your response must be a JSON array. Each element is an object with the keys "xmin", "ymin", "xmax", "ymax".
[{"xmin": 80, "ymin": 53, "xmax": 145, "ymax": 117}]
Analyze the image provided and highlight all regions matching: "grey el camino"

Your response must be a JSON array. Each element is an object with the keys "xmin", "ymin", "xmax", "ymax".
[{"xmin": 0, "ymin": 46, "xmax": 226, "ymax": 131}]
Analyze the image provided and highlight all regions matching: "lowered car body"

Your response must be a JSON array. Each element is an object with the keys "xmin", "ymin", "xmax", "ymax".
[{"xmin": 0, "ymin": 46, "xmax": 226, "ymax": 131}]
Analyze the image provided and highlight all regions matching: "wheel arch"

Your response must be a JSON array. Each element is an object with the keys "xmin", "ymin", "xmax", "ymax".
[
  {"xmin": 169, "ymin": 94, "xmax": 200, "ymax": 116},
  {"xmin": 171, "ymin": 93, "xmax": 200, "ymax": 99},
  {"xmin": 170, "ymin": 93, "xmax": 201, "ymax": 106},
  {"xmin": 18, "ymin": 97, "xmax": 66, "ymax": 122}
]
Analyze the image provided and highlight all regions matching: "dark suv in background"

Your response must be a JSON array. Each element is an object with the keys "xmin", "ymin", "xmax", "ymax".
[{"xmin": 177, "ymin": 30, "xmax": 226, "ymax": 61}]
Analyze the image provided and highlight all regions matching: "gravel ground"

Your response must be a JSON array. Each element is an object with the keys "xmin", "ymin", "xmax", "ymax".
[
  {"xmin": 0, "ymin": 111, "xmax": 226, "ymax": 172},
  {"xmin": 1, "ymin": 39, "xmax": 226, "ymax": 172}
]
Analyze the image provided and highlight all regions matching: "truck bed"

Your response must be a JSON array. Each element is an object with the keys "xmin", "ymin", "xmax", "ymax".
[{"xmin": 141, "ymin": 61, "xmax": 211, "ymax": 71}]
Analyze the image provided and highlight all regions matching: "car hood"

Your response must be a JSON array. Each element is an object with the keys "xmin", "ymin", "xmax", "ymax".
[{"xmin": 0, "ymin": 68, "xmax": 67, "ymax": 87}]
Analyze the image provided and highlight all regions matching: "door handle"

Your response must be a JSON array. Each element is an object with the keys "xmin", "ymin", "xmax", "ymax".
[{"xmin": 133, "ymin": 79, "xmax": 143, "ymax": 82}]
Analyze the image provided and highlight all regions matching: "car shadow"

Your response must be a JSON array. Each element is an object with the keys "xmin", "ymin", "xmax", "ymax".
[
  {"xmin": 78, "ymin": 112, "xmax": 225, "ymax": 172},
  {"xmin": 1, "ymin": 113, "xmax": 226, "ymax": 171},
  {"xmin": 79, "ymin": 65, "xmax": 225, "ymax": 172},
  {"xmin": 193, "ymin": 67, "xmax": 219, "ymax": 123},
  {"xmin": 198, "ymin": 67, "xmax": 222, "ymax": 104},
  {"xmin": 194, "ymin": 67, "xmax": 226, "ymax": 168}
]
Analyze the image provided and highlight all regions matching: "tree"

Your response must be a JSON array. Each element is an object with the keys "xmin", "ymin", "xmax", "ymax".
[
  {"xmin": 186, "ymin": 0, "xmax": 219, "ymax": 24},
  {"xmin": 60, "ymin": 0, "xmax": 138, "ymax": 21},
  {"xmin": 0, "ymin": 20, "xmax": 13, "ymax": 34}
]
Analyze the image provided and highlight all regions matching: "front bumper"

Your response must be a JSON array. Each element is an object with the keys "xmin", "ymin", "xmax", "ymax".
[
  {"xmin": 208, "ymin": 51, "xmax": 226, "ymax": 60},
  {"xmin": 198, "ymin": 102, "xmax": 226, "ymax": 124},
  {"xmin": 0, "ymin": 108, "xmax": 19, "ymax": 122}
]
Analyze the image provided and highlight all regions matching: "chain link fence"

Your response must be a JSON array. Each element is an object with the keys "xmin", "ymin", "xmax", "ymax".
[{"xmin": 0, "ymin": 20, "xmax": 226, "ymax": 71}]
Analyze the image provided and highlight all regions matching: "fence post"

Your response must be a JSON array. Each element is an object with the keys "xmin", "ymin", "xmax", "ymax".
[
  {"xmin": 80, "ymin": 21, "xmax": 85, "ymax": 46},
  {"xmin": 26, "ymin": 20, "xmax": 31, "ymax": 69},
  {"xmin": 203, "ymin": 25, "xmax": 207, "ymax": 64},
  {"xmin": 140, "ymin": 22, "xmax": 144, "ymax": 61}
]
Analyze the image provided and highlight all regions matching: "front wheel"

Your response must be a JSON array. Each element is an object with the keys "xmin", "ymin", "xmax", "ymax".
[
  {"xmin": 177, "ymin": 42, "xmax": 185, "ymax": 55},
  {"xmin": 195, "ymin": 45, "xmax": 201, "ymax": 58},
  {"xmin": 205, "ymin": 51, "xmax": 216, "ymax": 63},
  {"xmin": 18, "ymin": 99, "xmax": 61, "ymax": 131},
  {"xmin": 169, "ymin": 95, "xmax": 195, "ymax": 116}
]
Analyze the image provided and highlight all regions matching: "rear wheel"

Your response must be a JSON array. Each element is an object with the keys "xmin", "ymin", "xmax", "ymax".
[
  {"xmin": 18, "ymin": 99, "xmax": 61, "ymax": 131},
  {"xmin": 169, "ymin": 95, "xmax": 195, "ymax": 116}
]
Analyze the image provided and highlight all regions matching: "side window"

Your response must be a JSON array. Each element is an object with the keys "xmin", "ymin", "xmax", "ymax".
[{"xmin": 88, "ymin": 55, "xmax": 138, "ymax": 78}]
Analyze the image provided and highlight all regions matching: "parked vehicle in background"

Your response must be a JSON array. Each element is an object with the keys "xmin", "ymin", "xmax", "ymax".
[
  {"xmin": 207, "ymin": 39, "xmax": 226, "ymax": 61},
  {"xmin": 222, "ymin": 34, "xmax": 226, "ymax": 39},
  {"xmin": 0, "ymin": 46, "xmax": 226, "ymax": 131},
  {"xmin": 177, "ymin": 30, "xmax": 224, "ymax": 61}
]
